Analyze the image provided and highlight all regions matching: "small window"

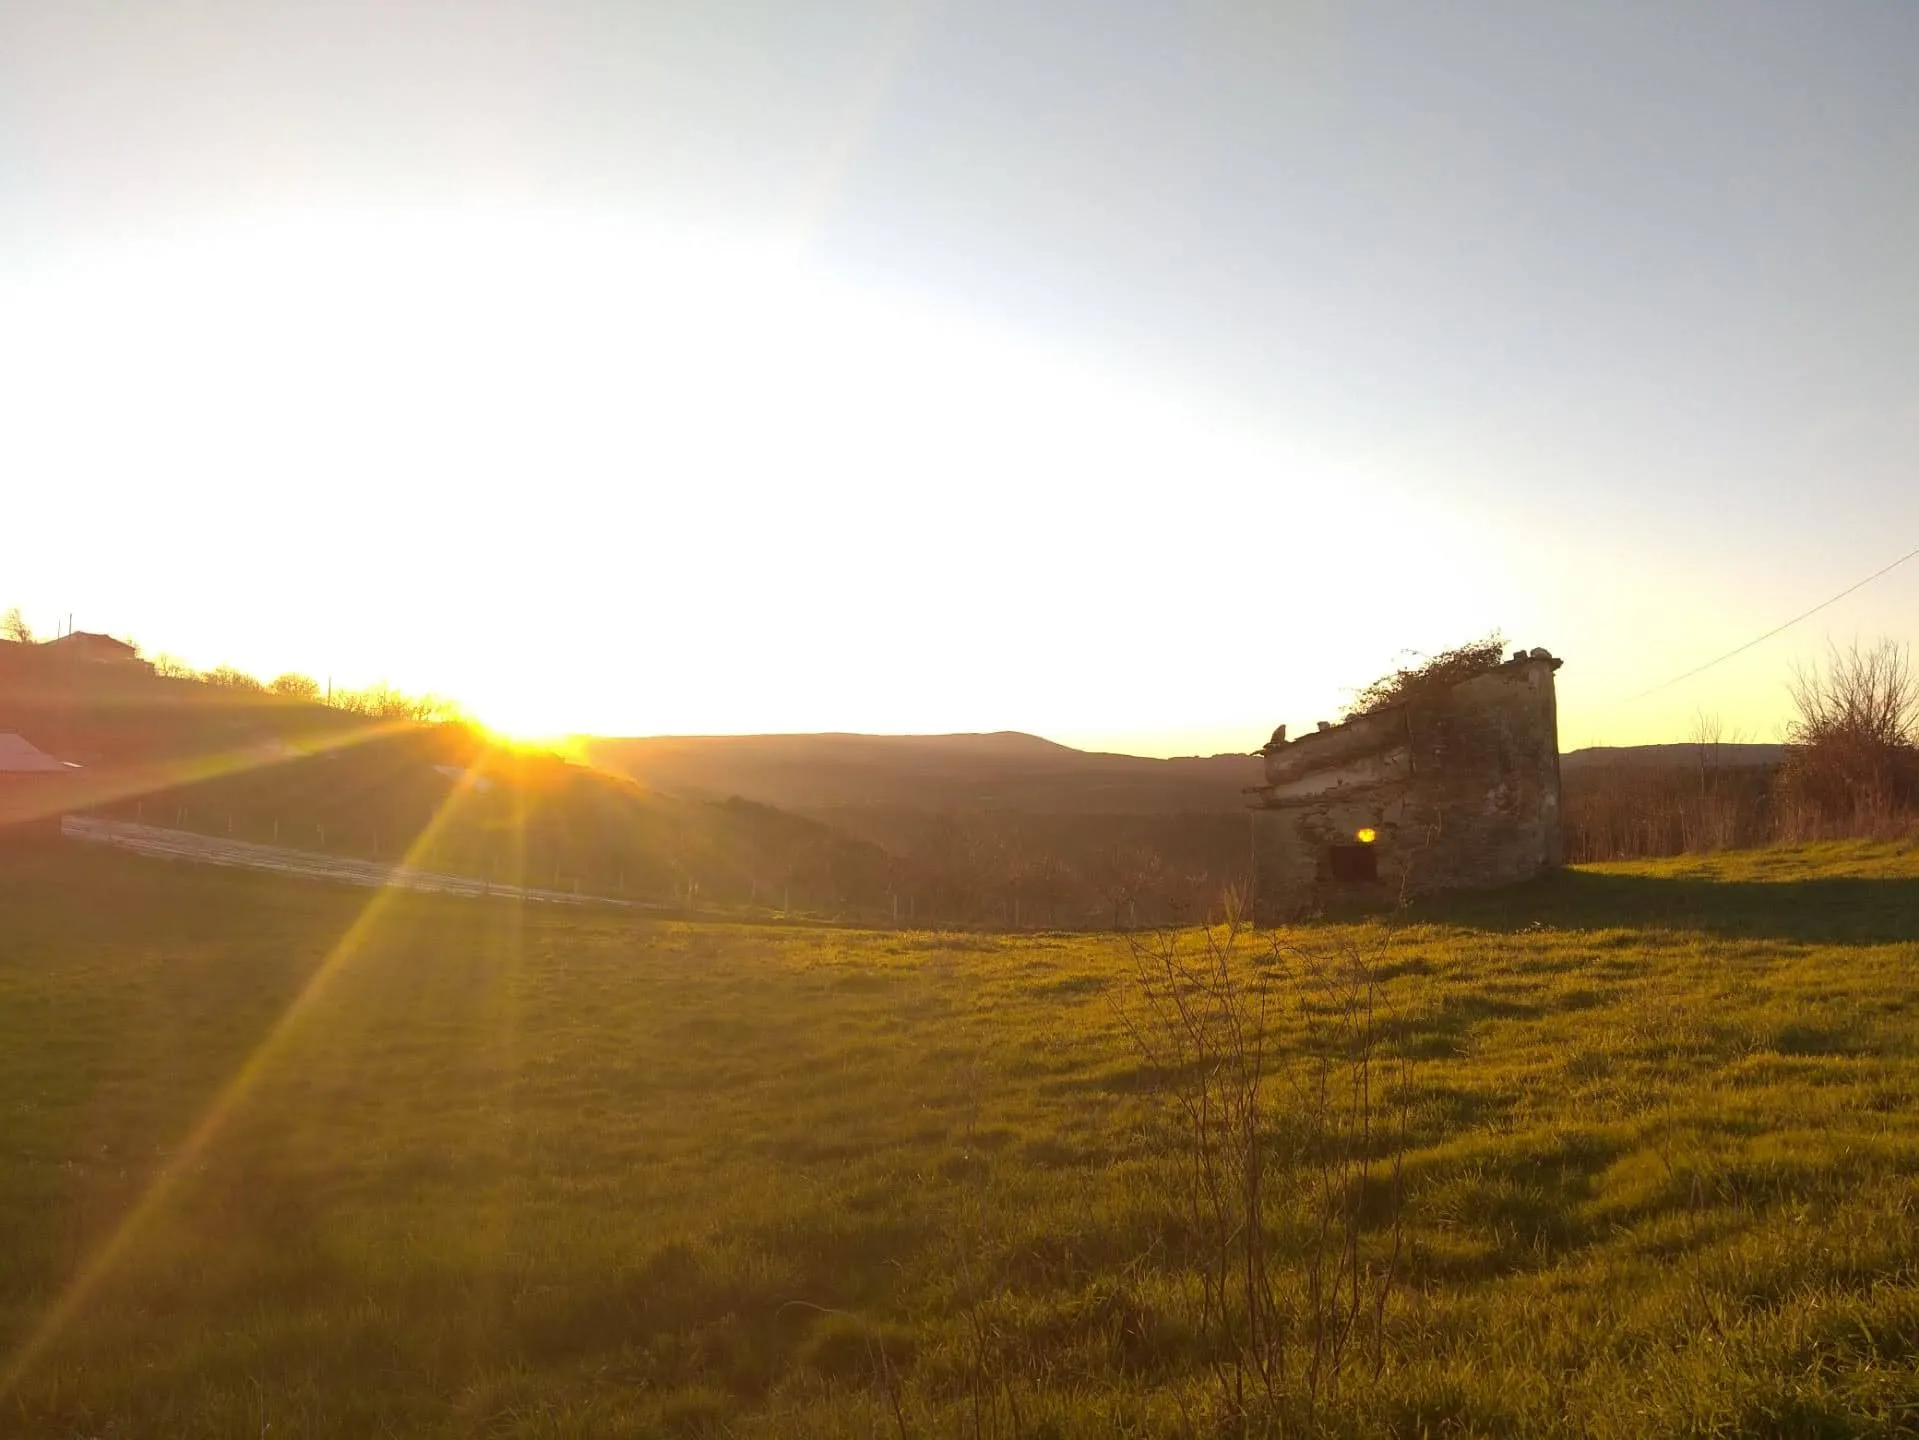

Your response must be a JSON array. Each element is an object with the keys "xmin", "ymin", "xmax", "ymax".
[{"xmin": 1328, "ymin": 843, "xmax": 1379, "ymax": 883}]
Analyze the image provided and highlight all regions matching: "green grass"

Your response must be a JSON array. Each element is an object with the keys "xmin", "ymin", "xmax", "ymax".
[{"xmin": 3, "ymin": 841, "xmax": 1918, "ymax": 1436}]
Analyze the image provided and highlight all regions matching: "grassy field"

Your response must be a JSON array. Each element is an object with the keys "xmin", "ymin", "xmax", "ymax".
[{"xmin": 2, "ymin": 842, "xmax": 1917, "ymax": 1437}]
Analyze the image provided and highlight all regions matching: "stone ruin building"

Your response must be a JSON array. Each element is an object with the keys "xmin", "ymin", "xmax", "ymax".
[{"xmin": 1248, "ymin": 647, "xmax": 1563, "ymax": 918}]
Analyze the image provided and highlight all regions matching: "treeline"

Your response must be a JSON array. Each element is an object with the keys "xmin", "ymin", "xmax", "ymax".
[
  {"xmin": 1565, "ymin": 640, "xmax": 1919, "ymax": 862},
  {"xmin": 3, "ymin": 606, "xmax": 464, "ymax": 724},
  {"xmin": 186, "ymin": 662, "xmax": 467, "ymax": 724},
  {"xmin": 1563, "ymin": 759, "xmax": 1776, "ymax": 861}
]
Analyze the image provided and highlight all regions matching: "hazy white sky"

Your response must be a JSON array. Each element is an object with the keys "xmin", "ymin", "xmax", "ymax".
[{"xmin": 3, "ymin": 2, "xmax": 1915, "ymax": 751}]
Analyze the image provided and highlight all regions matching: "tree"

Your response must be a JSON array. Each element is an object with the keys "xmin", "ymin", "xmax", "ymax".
[
  {"xmin": 408, "ymin": 693, "xmax": 470, "ymax": 725},
  {"xmin": 152, "ymin": 653, "xmax": 195, "ymax": 678},
  {"xmin": 269, "ymin": 672, "xmax": 322, "ymax": 702},
  {"xmin": 1091, "ymin": 842, "xmax": 1166, "ymax": 930},
  {"xmin": 1782, "ymin": 639, "xmax": 1919, "ymax": 827},
  {"xmin": 201, "ymin": 664, "xmax": 265, "ymax": 691},
  {"xmin": 323, "ymin": 681, "xmax": 467, "ymax": 724},
  {"xmin": 1, "ymin": 606, "xmax": 32, "ymax": 644}
]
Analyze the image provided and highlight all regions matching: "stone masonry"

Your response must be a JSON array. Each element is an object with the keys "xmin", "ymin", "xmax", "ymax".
[{"xmin": 1248, "ymin": 648, "xmax": 1564, "ymax": 918}]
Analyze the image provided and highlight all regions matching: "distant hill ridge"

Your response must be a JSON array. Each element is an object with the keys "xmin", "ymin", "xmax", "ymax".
[
  {"xmin": 1560, "ymin": 743, "xmax": 1786, "ymax": 771},
  {"xmin": 581, "ymin": 731, "xmax": 1266, "ymax": 814}
]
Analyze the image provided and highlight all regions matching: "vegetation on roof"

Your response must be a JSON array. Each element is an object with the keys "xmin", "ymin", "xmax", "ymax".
[{"xmin": 1343, "ymin": 633, "xmax": 1508, "ymax": 719}]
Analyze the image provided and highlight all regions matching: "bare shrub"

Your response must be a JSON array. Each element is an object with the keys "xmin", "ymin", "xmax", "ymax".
[
  {"xmin": 1093, "ymin": 843, "xmax": 1166, "ymax": 931},
  {"xmin": 1779, "ymin": 639, "xmax": 1919, "ymax": 835},
  {"xmin": 200, "ymin": 664, "xmax": 265, "ymax": 691},
  {"xmin": 1559, "ymin": 715, "xmax": 1777, "ymax": 864},
  {"xmin": 1119, "ymin": 891, "xmax": 1408, "ymax": 1424},
  {"xmin": 1561, "ymin": 764, "xmax": 1775, "ymax": 862},
  {"xmin": 269, "ymin": 672, "xmax": 322, "ymax": 702},
  {"xmin": 326, "ymin": 682, "xmax": 467, "ymax": 723}
]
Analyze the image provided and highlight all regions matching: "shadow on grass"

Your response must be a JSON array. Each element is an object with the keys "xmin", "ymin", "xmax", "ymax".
[
  {"xmin": 1412, "ymin": 870, "xmax": 1919, "ymax": 946},
  {"xmin": 1376, "ymin": 992, "xmax": 1544, "ymax": 1059}
]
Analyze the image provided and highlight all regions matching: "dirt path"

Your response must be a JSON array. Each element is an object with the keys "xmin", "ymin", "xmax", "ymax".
[{"xmin": 61, "ymin": 815, "xmax": 648, "ymax": 909}]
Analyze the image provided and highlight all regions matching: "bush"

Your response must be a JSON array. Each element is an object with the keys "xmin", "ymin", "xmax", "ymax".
[
  {"xmin": 200, "ymin": 664, "xmax": 264, "ymax": 691},
  {"xmin": 1779, "ymin": 640, "xmax": 1919, "ymax": 834},
  {"xmin": 269, "ymin": 672, "xmax": 322, "ymax": 702}
]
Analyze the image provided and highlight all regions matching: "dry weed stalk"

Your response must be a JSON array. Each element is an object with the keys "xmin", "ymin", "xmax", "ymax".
[{"xmin": 1119, "ymin": 888, "xmax": 1410, "ymax": 1424}]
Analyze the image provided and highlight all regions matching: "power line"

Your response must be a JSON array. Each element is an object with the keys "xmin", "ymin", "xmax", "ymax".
[{"xmin": 1625, "ymin": 540, "xmax": 1919, "ymax": 702}]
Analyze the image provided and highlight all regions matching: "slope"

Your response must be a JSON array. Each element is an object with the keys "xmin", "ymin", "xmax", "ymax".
[
  {"xmin": 0, "ymin": 645, "xmax": 894, "ymax": 914},
  {"xmin": 582, "ymin": 730, "xmax": 1264, "ymax": 813}
]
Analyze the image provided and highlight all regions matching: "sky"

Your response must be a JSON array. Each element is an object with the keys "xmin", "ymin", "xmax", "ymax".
[{"xmin": 2, "ymin": 1, "xmax": 1915, "ymax": 754}]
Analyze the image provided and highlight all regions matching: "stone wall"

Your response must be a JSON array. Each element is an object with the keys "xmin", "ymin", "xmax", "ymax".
[{"xmin": 1249, "ymin": 651, "xmax": 1562, "ymax": 917}]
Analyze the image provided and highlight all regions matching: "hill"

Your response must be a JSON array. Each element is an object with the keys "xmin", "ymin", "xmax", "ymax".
[
  {"xmin": 581, "ymin": 732, "xmax": 1269, "ymax": 925},
  {"xmin": 593, "ymin": 735, "xmax": 1797, "ymax": 808},
  {"xmin": 0, "ymin": 644, "xmax": 895, "ymax": 914},
  {"xmin": 582, "ymin": 730, "xmax": 1264, "ymax": 813},
  {"xmin": 1561, "ymin": 742, "xmax": 1787, "ymax": 771}
]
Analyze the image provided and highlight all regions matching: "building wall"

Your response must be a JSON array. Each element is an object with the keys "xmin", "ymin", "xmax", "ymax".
[
  {"xmin": 1251, "ymin": 653, "xmax": 1562, "ymax": 918},
  {"xmin": 42, "ymin": 634, "xmax": 155, "ymax": 672}
]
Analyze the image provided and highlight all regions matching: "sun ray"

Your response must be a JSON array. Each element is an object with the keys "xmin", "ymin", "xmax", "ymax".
[
  {"xmin": 457, "ymin": 772, "xmax": 531, "ymax": 1344},
  {"xmin": 0, "ymin": 760, "xmax": 502, "ymax": 1399}
]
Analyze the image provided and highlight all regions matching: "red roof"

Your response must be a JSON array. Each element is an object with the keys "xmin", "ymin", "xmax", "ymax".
[{"xmin": 45, "ymin": 631, "xmax": 137, "ymax": 654}]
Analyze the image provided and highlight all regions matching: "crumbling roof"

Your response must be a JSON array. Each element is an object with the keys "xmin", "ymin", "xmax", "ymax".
[
  {"xmin": 1343, "ymin": 636, "xmax": 1510, "ymax": 720},
  {"xmin": 1262, "ymin": 647, "xmax": 1560, "ymax": 757}
]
